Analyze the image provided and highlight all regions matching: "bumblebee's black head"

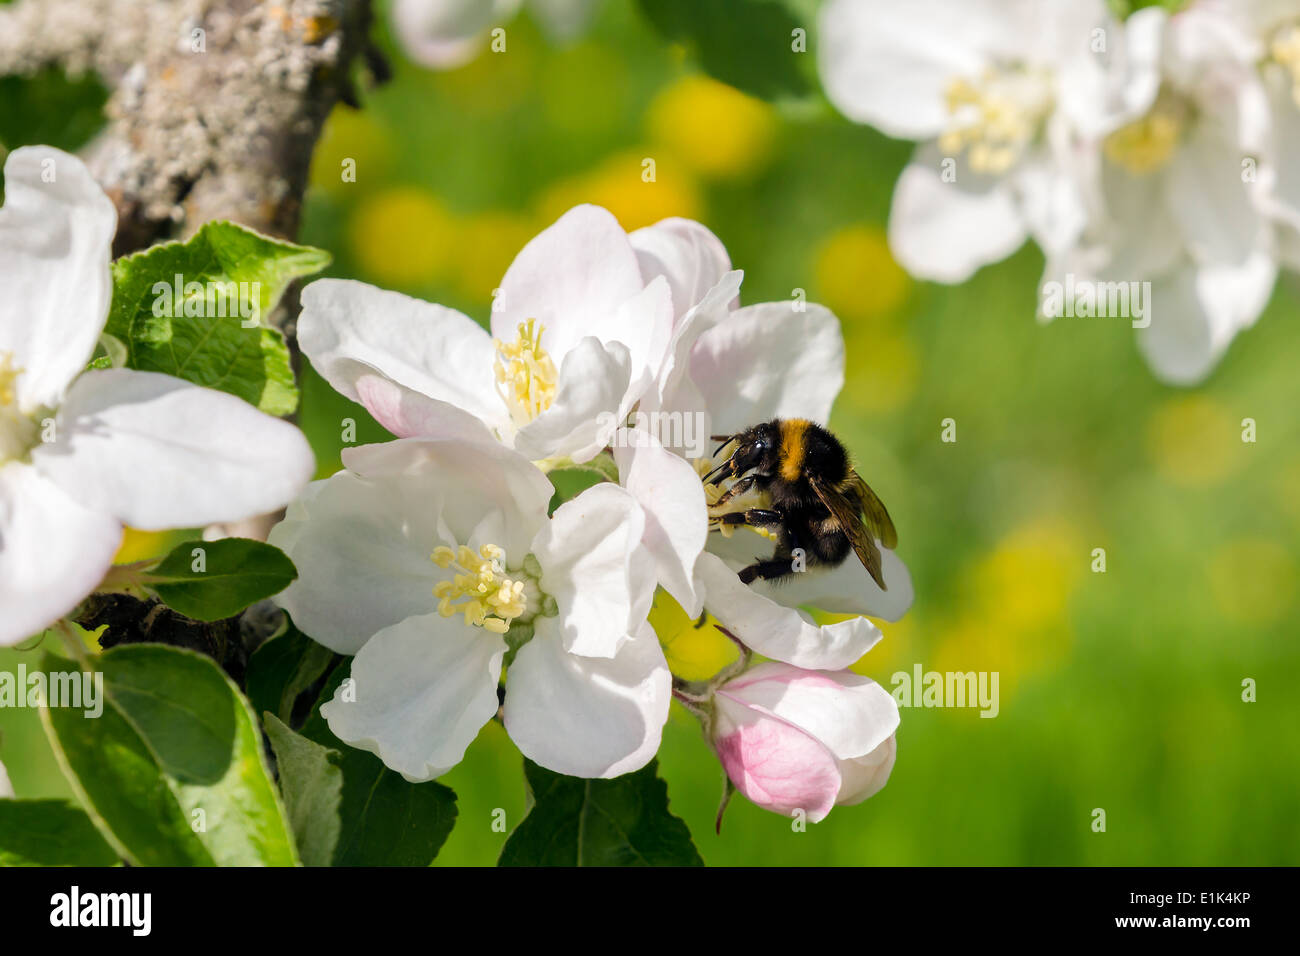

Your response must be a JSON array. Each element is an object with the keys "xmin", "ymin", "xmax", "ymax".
[
  {"xmin": 721, "ymin": 420, "xmax": 781, "ymax": 477},
  {"xmin": 710, "ymin": 418, "xmax": 848, "ymax": 487}
]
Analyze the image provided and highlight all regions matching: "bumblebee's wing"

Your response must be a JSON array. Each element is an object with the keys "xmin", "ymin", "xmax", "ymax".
[
  {"xmin": 809, "ymin": 473, "xmax": 887, "ymax": 590},
  {"xmin": 849, "ymin": 470, "xmax": 898, "ymax": 549}
]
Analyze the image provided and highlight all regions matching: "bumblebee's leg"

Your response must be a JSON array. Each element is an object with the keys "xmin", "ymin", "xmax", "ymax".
[
  {"xmin": 710, "ymin": 508, "xmax": 783, "ymax": 531},
  {"xmin": 738, "ymin": 558, "xmax": 801, "ymax": 585},
  {"xmin": 711, "ymin": 474, "xmax": 762, "ymax": 507}
]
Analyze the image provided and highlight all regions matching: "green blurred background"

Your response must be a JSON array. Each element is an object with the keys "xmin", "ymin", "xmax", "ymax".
[{"xmin": 2, "ymin": 0, "xmax": 1298, "ymax": 865}]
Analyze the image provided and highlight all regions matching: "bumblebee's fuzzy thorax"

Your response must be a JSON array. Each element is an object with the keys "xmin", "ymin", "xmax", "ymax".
[{"xmin": 776, "ymin": 418, "xmax": 850, "ymax": 488}]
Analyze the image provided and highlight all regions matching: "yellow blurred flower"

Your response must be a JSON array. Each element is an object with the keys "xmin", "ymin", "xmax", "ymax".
[
  {"xmin": 647, "ymin": 74, "xmax": 777, "ymax": 181},
  {"xmin": 649, "ymin": 589, "xmax": 737, "ymax": 681},
  {"xmin": 309, "ymin": 106, "xmax": 393, "ymax": 198},
  {"xmin": 838, "ymin": 610, "xmax": 914, "ymax": 679},
  {"xmin": 814, "ymin": 224, "xmax": 912, "ymax": 327},
  {"xmin": 449, "ymin": 211, "xmax": 539, "ymax": 306},
  {"xmin": 1146, "ymin": 395, "xmax": 1241, "ymax": 487},
  {"xmin": 348, "ymin": 187, "xmax": 455, "ymax": 287},
  {"xmin": 536, "ymin": 149, "xmax": 703, "ymax": 231},
  {"xmin": 1208, "ymin": 537, "xmax": 1295, "ymax": 626}
]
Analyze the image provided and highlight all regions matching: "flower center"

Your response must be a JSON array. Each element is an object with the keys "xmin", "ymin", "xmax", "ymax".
[
  {"xmin": 431, "ymin": 543, "xmax": 540, "ymax": 635},
  {"xmin": 694, "ymin": 457, "xmax": 778, "ymax": 543},
  {"xmin": 493, "ymin": 319, "xmax": 558, "ymax": 428},
  {"xmin": 1103, "ymin": 92, "xmax": 1187, "ymax": 175},
  {"xmin": 1272, "ymin": 24, "xmax": 1300, "ymax": 107},
  {"xmin": 938, "ymin": 68, "xmax": 1052, "ymax": 176},
  {"xmin": 0, "ymin": 351, "xmax": 38, "ymax": 465}
]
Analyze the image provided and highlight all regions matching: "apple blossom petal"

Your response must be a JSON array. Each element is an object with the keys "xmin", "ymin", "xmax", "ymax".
[
  {"xmin": 0, "ymin": 463, "xmax": 121, "ymax": 647},
  {"xmin": 268, "ymin": 469, "xmax": 443, "ymax": 654},
  {"xmin": 341, "ymin": 436, "xmax": 553, "ymax": 558},
  {"xmin": 1165, "ymin": 122, "xmax": 1271, "ymax": 268},
  {"xmin": 719, "ymin": 662, "xmax": 900, "ymax": 761},
  {"xmin": 298, "ymin": 278, "xmax": 506, "ymax": 432},
  {"xmin": 390, "ymin": 0, "xmax": 522, "ymax": 69},
  {"xmin": 817, "ymin": 0, "xmax": 999, "ymax": 140},
  {"xmin": 532, "ymin": 482, "xmax": 652, "ymax": 658},
  {"xmin": 1054, "ymin": 4, "xmax": 1162, "ymax": 137},
  {"xmin": 629, "ymin": 217, "xmax": 733, "ymax": 324},
  {"xmin": 708, "ymin": 528, "xmax": 914, "ymax": 621},
  {"xmin": 614, "ymin": 432, "xmax": 708, "ymax": 616},
  {"xmin": 1137, "ymin": 255, "xmax": 1275, "ymax": 385},
  {"xmin": 491, "ymin": 205, "xmax": 645, "ymax": 361},
  {"xmin": 696, "ymin": 552, "xmax": 882, "ymax": 670},
  {"xmin": 713, "ymin": 692, "xmax": 841, "ymax": 822},
  {"xmin": 353, "ymin": 372, "xmax": 498, "ymax": 443},
  {"xmin": 31, "ymin": 368, "xmax": 313, "ymax": 530},
  {"xmin": 836, "ymin": 735, "xmax": 897, "ymax": 806},
  {"xmin": 643, "ymin": 269, "xmax": 744, "ymax": 426},
  {"xmin": 690, "ymin": 301, "xmax": 844, "ymax": 435},
  {"xmin": 1260, "ymin": 65, "xmax": 1300, "ymax": 236},
  {"xmin": 321, "ymin": 611, "xmax": 506, "ymax": 782},
  {"xmin": 0, "ymin": 758, "xmax": 11, "ymax": 798},
  {"xmin": 504, "ymin": 619, "xmax": 670, "ymax": 778},
  {"xmin": 511, "ymin": 336, "xmax": 631, "ymax": 463},
  {"xmin": 888, "ymin": 145, "xmax": 1028, "ymax": 283},
  {"xmin": 0, "ymin": 146, "xmax": 116, "ymax": 410}
]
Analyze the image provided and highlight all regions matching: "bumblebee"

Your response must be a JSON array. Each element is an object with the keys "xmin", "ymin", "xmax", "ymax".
[{"xmin": 704, "ymin": 418, "xmax": 897, "ymax": 590}]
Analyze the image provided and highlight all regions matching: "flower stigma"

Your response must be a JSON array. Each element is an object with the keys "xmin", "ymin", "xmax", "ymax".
[
  {"xmin": 431, "ymin": 543, "xmax": 544, "ymax": 635},
  {"xmin": 938, "ymin": 68, "xmax": 1052, "ymax": 176},
  {"xmin": 494, "ymin": 319, "xmax": 558, "ymax": 427}
]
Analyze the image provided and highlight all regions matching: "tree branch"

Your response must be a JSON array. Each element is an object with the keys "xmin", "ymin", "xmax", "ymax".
[{"xmin": 0, "ymin": 0, "xmax": 376, "ymax": 255}]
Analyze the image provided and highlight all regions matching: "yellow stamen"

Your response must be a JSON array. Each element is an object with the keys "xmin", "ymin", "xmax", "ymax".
[
  {"xmin": 430, "ymin": 542, "xmax": 529, "ymax": 634},
  {"xmin": 694, "ymin": 456, "xmax": 779, "ymax": 542},
  {"xmin": 493, "ymin": 319, "xmax": 558, "ymax": 427},
  {"xmin": 938, "ymin": 69, "xmax": 1050, "ymax": 176},
  {"xmin": 0, "ymin": 352, "xmax": 21, "ymax": 408},
  {"xmin": 1104, "ymin": 95, "xmax": 1186, "ymax": 175},
  {"xmin": 1272, "ymin": 25, "xmax": 1300, "ymax": 108}
]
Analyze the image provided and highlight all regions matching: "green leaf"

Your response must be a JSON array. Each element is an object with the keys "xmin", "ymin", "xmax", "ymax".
[
  {"xmin": 0, "ymin": 68, "xmax": 109, "ymax": 155},
  {"xmin": 104, "ymin": 220, "xmax": 330, "ymax": 415},
  {"xmin": 546, "ymin": 459, "xmax": 615, "ymax": 514},
  {"xmin": 635, "ymin": 0, "xmax": 812, "ymax": 101},
  {"xmin": 146, "ymin": 537, "xmax": 298, "ymax": 622},
  {"xmin": 499, "ymin": 759, "xmax": 704, "ymax": 866},
  {"xmin": 264, "ymin": 714, "xmax": 343, "ymax": 867},
  {"xmin": 0, "ymin": 799, "xmax": 120, "ymax": 866},
  {"xmin": 298, "ymin": 665, "xmax": 458, "ymax": 866},
  {"xmin": 246, "ymin": 618, "xmax": 336, "ymax": 726},
  {"xmin": 41, "ymin": 647, "xmax": 298, "ymax": 866}
]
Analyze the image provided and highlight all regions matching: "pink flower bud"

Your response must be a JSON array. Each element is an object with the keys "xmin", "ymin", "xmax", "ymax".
[{"xmin": 711, "ymin": 662, "xmax": 899, "ymax": 823}]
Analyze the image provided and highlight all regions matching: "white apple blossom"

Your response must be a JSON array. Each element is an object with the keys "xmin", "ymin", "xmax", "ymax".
[
  {"xmin": 1200, "ymin": 0, "xmax": 1300, "ymax": 268},
  {"xmin": 1058, "ymin": 4, "xmax": 1279, "ymax": 384},
  {"xmin": 612, "ymin": 218, "xmax": 913, "ymax": 670},
  {"xmin": 818, "ymin": 0, "xmax": 1139, "ymax": 284},
  {"xmin": 269, "ymin": 435, "xmax": 670, "ymax": 781},
  {"xmin": 0, "ymin": 758, "xmax": 12, "ymax": 798},
  {"xmin": 391, "ymin": 0, "xmax": 600, "ymax": 70},
  {"xmin": 0, "ymin": 146, "xmax": 315, "ymax": 648},
  {"xmin": 297, "ymin": 205, "xmax": 672, "ymax": 464}
]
